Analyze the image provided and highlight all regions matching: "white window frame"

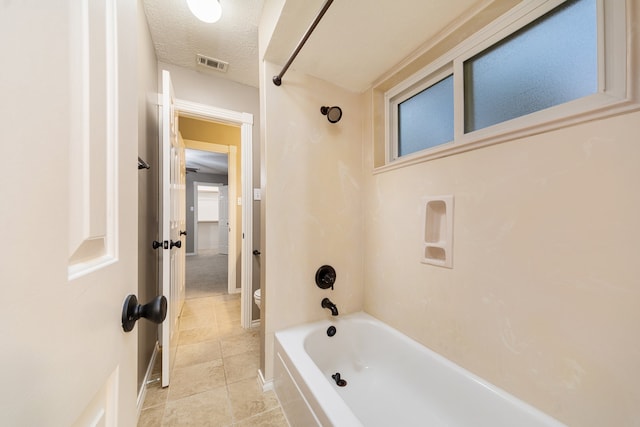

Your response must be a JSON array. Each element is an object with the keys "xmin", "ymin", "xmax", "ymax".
[
  {"xmin": 389, "ymin": 66, "xmax": 454, "ymax": 160},
  {"xmin": 381, "ymin": 0, "xmax": 634, "ymax": 172}
]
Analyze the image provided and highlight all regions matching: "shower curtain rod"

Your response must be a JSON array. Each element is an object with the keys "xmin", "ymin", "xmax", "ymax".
[{"xmin": 272, "ymin": 0, "xmax": 334, "ymax": 86}]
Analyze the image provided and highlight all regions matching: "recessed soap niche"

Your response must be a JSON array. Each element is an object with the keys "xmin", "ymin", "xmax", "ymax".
[{"xmin": 422, "ymin": 195, "xmax": 453, "ymax": 268}]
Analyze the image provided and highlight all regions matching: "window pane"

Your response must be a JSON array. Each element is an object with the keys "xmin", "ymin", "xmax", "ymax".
[
  {"xmin": 464, "ymin": 0, "xmax": 597, "ymax": 133},
  {"xmin": 398, "ymin": 75, "xmax": 454, "ymax": 157}
]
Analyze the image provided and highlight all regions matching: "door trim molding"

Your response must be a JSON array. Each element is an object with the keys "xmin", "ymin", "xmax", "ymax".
[
  {"xmin": 137, "ymin": 342, "xmax": 160, "ymax": 420},
  {"xmin": 175, "ymin": 99, "xmax": 254, "ymax": 329}
]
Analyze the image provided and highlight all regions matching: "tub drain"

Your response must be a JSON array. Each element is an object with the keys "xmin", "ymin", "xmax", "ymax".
[{"xmin": 331, "ymin": 372, "xmax": 347, "ymax": 387}]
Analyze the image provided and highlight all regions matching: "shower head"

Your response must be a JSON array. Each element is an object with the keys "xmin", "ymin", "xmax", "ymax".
[{"xmin": 320, "ymin": 106, "xmax": 342, "ymax": 123}]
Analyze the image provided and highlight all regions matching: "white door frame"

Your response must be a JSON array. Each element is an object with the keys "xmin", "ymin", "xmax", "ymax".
[{"xmin": 175, "ymin": 99, "xmax": 253, "ymax": 328}]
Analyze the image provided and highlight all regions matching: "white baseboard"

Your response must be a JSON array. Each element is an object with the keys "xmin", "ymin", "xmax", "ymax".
[
  {"xmin": 136, "ymin": 342, "xmax": 160, "ymax": 420},
  {"xmin": 258, "ymin": 368, "xmax": 273, "ymax": 392},
  {"xmin": 251, "ymin": 319, "xmax": 261, "ymax": 328}
]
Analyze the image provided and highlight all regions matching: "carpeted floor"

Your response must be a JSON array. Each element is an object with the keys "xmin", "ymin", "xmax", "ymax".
[{"xmin": 185, "ymin": 249, "xmax": 228, "ymax": 299}]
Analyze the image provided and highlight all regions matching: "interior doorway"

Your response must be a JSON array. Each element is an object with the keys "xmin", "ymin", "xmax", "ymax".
[
  {"xmin": 182, "ymin": 125, "xmax": 238, "ymax": 292},
  {"xmin": 184, "ymin": 143, "xmax": 236, "ymax": 299},
  {"xmin": 174, "ymin": 101, "xmax": 254, "ymax": 328},
  {"xmin": 186, "ymin": 177, "xmax": 230, "ymax": 299}
]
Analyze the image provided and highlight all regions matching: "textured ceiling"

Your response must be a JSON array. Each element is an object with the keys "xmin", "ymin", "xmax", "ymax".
[
  {"xmin": 185, "ymin": 149, "xmax": 228, "ymax": 175},
  {"xmin": 143, "ymin": 0, "xmax": 264, "ymax": 88},
  {"xmin": 144, "ymin": 0, "xmax": 497, "ymax": 93}
]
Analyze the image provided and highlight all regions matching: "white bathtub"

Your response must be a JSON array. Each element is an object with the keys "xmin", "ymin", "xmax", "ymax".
[{"xmin": 274, "ymin": 312, "xmax": 565, "ymax": 427}]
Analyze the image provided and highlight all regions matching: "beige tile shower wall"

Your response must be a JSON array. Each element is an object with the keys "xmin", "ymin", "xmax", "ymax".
[
  {"xmin": 261, "ymin": 61, "xmax": 365, "ymax": 379},
  {"xmin": 362, "ymin": 105, "xmax": 640, "ymax": 426}
]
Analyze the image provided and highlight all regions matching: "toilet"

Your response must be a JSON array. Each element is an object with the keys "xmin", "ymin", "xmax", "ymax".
[{"xmin": 253, "ymin": 288, "xmax": 261, "ymax": 311}]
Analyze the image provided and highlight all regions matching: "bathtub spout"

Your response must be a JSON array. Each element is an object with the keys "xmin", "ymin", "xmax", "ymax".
[{"xmin": 321, "ymin": 298, "xmax": 339, "ymax": 316}]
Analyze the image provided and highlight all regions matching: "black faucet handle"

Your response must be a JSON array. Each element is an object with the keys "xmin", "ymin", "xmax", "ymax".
[{"xmin": 315, "ymin": 265, "xmax": 336, "ymax": 290}]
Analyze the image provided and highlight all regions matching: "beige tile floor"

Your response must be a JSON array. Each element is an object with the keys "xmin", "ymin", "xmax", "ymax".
[{"xmin": 138, "ymin": 294, "xmax": 289, "ymax": 427}]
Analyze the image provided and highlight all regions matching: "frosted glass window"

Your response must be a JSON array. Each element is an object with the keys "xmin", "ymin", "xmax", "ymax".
[
  {"xmin": 398, "ymin": 75, "xmax": 453, "ymax": 157},
  {"xmin": 464, "ymin": 0, "xmax": 597, "ymax": 132}
]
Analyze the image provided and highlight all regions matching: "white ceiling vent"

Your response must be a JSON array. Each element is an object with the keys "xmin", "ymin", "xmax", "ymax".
[{"xmin": 196, "ymin": 54, "xmax": 229, "ymax": 72}]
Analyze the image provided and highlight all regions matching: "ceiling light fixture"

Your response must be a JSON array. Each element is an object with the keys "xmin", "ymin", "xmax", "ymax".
[{"xmin": 186, "ymin": 0, "xmax": 222, "ymax": 23}]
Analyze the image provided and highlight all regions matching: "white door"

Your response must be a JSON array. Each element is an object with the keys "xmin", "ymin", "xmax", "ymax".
[
  {"xmin": 218, "ymin": 185, "xmax": 230, "ymax": 254},
  {"xmin": 160, "ymin": 70, "xmax": 186, "ymax": 387},
  {"xmin": 174, "ymin": 134, "xmax": 187, "ymax": 309},
  {"xmin": 0, "ymin": 1, "xmax": 138, "ymax": 425}
]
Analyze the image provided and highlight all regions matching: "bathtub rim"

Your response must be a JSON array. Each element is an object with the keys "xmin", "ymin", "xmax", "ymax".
[{"xmin": 274, "ymin": 311, "xmax": 565, "ymax": 427}]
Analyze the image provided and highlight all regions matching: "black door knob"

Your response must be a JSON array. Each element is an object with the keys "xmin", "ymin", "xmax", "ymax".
[
  {"xmin": 253, "ymin": 249, "xmax": 261, "ymax": 256},
  {"xmin": 170, "ymin": 240, "xmax": 182, "ymax": 249},
  {"xmin": 152, "ymin": 240, "xmax": 163, "ymax": 250},
  {"xmin": 121, "ymin": 295, "xmax": 167, "ymax": 332},
  {"xmin": 179, "ymin": 230, "xmax": 188, "ymax": 236}
]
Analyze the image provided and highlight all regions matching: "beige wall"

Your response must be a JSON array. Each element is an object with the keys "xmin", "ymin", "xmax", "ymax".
[
  {"xmin": 157, "ymin": 61, "xmax": 260, "ymax": 173},
  {"xmin": 136, "ymin": 0, "xmax": 160, "ymax": 394},
  {"xmin": 357, "ymin": 3, "xmax": 640, "ymax": 425},
  {"xmin": 362, "ymin": 103, "xmax": 640, "ymax": 425},
  {"xmin": 260, "ymin": 61, "xmax": 365, "ymax": 379},
  {"xmin": 179, "ymin": 117, "xmax": 241, "ymax": 145},
  {"xmin": 259, "ymin": 1, "xmax": 640, "ymax": 425}
]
